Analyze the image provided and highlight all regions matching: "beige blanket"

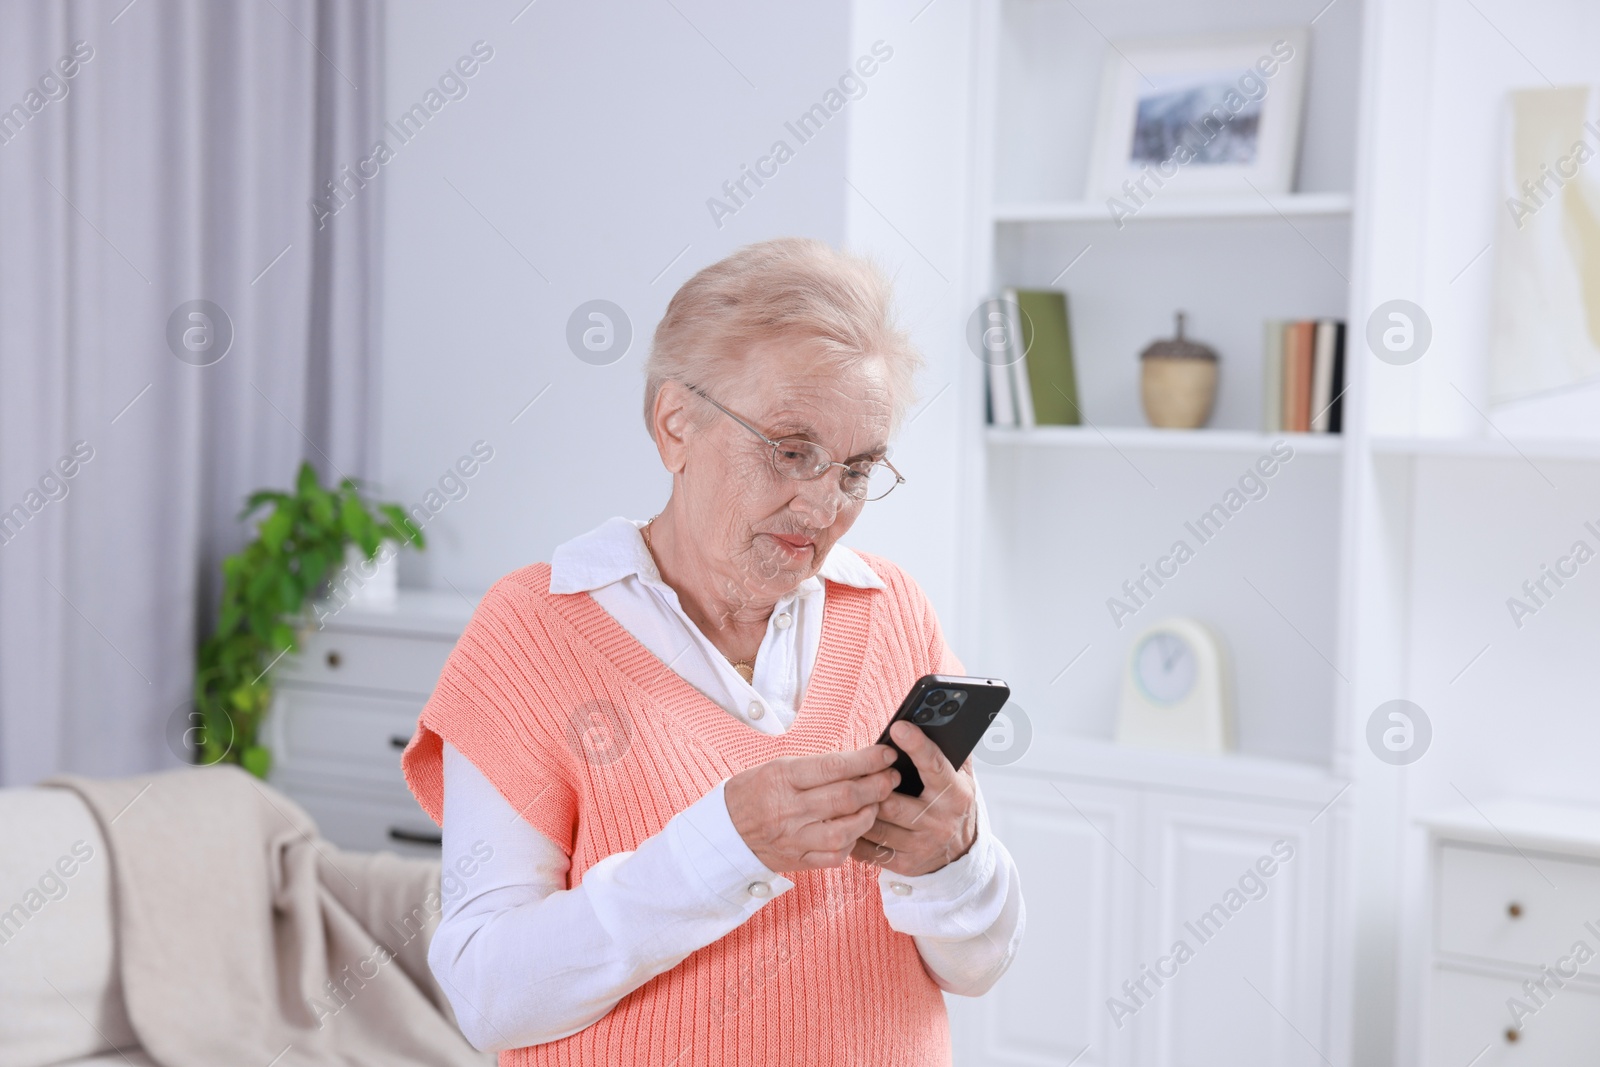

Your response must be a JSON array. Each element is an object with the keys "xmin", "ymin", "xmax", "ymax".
[{"xmin": 43, "ymin": 766, "xmax": 493, "ymax": 1067}]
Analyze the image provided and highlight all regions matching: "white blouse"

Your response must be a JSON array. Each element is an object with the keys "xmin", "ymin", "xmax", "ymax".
[{"xmin": 428, "ymin": 517, "xmax": 1025, "ymax": 1053}]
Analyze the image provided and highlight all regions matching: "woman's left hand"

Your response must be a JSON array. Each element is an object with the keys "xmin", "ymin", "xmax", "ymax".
[{"xmin": 849, "ymin": 719, "xmax": 978, "ymax": 877}]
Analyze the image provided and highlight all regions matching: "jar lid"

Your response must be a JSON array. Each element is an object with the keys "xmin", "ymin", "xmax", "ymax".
[{"xmin": 1140, "ymin": 312, "xmax": 1217, "ymax": 361}]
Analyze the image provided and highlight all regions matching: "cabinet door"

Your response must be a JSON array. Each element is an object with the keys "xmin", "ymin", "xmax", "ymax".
[
  {"xmin": 949, "ymin": 772, "xmax": 1141, "ymax": 1067},
  {"xmin": 1133, "ymin": 793, "xmax": 1329, "ymax": 1067}
]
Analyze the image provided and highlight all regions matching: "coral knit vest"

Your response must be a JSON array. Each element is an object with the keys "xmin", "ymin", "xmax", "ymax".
[{"xmin": 402, "ymin": 555, "xmax": 957, "ymax": 1067}]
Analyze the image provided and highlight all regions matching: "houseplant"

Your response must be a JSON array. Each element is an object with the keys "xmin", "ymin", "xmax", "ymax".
[{"xmin": 192, "ymin": 461, "xmax": 423, "ymax": 777}]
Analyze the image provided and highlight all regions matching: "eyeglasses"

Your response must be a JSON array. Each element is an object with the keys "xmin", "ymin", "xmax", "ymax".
[{"xmin": 683, "ymin": 382, "xmax": 906, "ymax": 502}]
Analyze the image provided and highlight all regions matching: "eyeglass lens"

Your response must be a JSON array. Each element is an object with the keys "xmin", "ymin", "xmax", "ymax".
[{"xmin": 770, "ymin": 439, "xmax": 898, "ymax": 500}]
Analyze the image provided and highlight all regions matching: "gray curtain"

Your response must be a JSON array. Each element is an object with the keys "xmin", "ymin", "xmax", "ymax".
[{"xmin": 0, "ymin": 0, "xmax": 382, "ymax": 784}]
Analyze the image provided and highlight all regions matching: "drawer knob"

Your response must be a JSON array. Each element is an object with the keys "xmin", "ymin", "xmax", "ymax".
[
  {"xmin": 326, "ymin": 650, "xmax": 341, "ymax": 668},
  {"xmin": 1505, "ymin": 1027, "xmax": 1519, "ymax": 1043},
  {"xmin": 389, "ymin": 826, "xmax": 442, "ymax": 847},
  {"xmin": 1508, "ymin": 902, "xmax": 1523, "ymax": 918}
]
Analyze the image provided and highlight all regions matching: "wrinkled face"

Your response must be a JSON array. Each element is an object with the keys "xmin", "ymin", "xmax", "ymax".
[{"xmin": 678, "ymin": 339, "xmax": 893, "ymax": 618}]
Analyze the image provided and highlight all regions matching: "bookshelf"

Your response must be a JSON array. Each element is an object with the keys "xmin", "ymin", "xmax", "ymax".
[
  {"xmin": 953, "ymin": 0, "xmax": 1364, "ymax": 1063},
  {"xmin": 968, "ymin": 0, "xmax": 1361, "ymax": 769}
]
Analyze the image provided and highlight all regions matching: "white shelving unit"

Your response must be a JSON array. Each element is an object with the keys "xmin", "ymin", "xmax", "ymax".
[
  {"xmin": 967, "ymin": 0, "xmax": 1363, "ymax": 779},
  {"xmin": 941, "ymin": 1, "xmax": 1366, "ymax": 1063},
  {"xmin": 847, "ymin": 0, "xmax": 1600, "ymax": 1062}
]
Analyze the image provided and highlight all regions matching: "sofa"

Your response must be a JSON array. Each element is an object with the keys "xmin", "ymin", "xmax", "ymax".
[
  {"xmin": 0, "ymin": 773, "xmax": 489, "ymax": 1067},
  {"xmin": 1, "ymin": 786, "xmax": 154, "ymax": 1066}
]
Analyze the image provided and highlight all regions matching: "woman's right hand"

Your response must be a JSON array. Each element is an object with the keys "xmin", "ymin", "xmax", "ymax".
[{"xmin": 724, "ymin": 744, "xmax": 901, "ymax": 873}]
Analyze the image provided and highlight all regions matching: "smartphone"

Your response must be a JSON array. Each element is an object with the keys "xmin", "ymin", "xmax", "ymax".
[{"xmin": 873, "ymin": 674, "xmax": 1011, "ymax": 797}]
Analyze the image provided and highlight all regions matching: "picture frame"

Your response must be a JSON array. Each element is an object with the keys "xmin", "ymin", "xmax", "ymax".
[{"xmin": 1085, "ymin": 29, "xmax": 1310, "ymax": 205}]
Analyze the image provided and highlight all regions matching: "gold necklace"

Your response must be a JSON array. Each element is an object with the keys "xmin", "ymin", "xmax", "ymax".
[{"xmin": 642, "ymin": 516, "xmax": 756, "ymax": 683}]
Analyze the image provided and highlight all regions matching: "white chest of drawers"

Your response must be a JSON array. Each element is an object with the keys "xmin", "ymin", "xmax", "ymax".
[
  {"xmin": 1420, "ymin": 801, "xmax": 1600, "ymax": 1065},
  {"xmin": 264, "ymin": 589, "xmax": 478, "ymax": 857}
]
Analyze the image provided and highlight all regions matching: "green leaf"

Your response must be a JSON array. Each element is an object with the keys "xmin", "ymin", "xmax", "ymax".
[
  {"xmin": 308, "ymin": 488, "xmax": 335, "ymax": 528},
  {"xmin": 241, "ymin": 745, "xmax": 272, "ymax": 779},
  {"xmin": 277, "ymin": 571, "xmax": 300, "ymax": 612},
  {"xmin": 340, "ymin": 493, "xmax": 367, "ymax": 542},
  {"xmin": 356, "ymin": 516, "xmax": 380, "ymax": 557},
  {"xmin": 239, "ymin": 490, "xmax": 288, "ymax": 520},
  {"xmin": 247, "ymin": 561, "xmax": 281, "ymax": 604},
  {"xmin": 216, "ymin": 601, "xmax": 244, "ymax": 637},
  {"xmin": 299, "ymin": 549, "xmax": 329, "ymax": 591},
  {"xmin": 268, "ymin": 623, "xmax": 297, "ymax": 657},
  {"xmin": 260, "ymin": 508, "xmax": 293, "ymax": 552},
  {"xmin": 380, "ymin": 504, "xmax": 424, "ymax": 548},
  {"xmin": 296, "ymin": 462, "xmax": 319, "ymax": 498}
]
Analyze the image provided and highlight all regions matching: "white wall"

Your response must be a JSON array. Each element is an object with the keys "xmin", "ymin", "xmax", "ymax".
[
  {"xmin": 841, "ymin": 0, "xmax": 980, "ymax": 649},
  {"xmin": 378, "ymin": 0, "xmax": 863, "ymax": 594}
]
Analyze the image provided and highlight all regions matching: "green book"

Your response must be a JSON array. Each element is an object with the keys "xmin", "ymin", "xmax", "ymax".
[{"xmin": 1012, "ymin": 289, "xmax": 1081, "ymax": 426}]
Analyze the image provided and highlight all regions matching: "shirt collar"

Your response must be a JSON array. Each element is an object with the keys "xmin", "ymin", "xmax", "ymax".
[{"xmin": 548, "ymin": 515, "xmax": 886, "ymax": 595}]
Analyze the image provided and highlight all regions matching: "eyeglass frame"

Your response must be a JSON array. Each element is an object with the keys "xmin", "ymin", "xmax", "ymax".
[{"xmin": 680, "ymin": 381, "xmax": 906, "ymax": 502}]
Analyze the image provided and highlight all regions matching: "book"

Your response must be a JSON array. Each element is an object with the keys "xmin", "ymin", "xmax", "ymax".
[
  {"xmin": 1282, "ymin": 320, "xmax": 1315, "ymax": 432},
  {"xmin": 1262, "ymin": 319, "xmax": 1284, "ymax": 432},
  {"xmin": 1002, "ymin": 289, "xmax": 1037, "ymax": 428},
  {"xmin": 1309, "ymin": 319, "xmax": 1338, "ymax": 432},
  {"xmin": 982, "ymin": 297, "xmax": 1017, "ymax": 426},
  {"xmin": 1010, "ymin": 288, "xmax": 1082, "ymax": 426},
  {"xmin": 1328, "ymin": 322, "xmax": 1347, "ymax": 433}
]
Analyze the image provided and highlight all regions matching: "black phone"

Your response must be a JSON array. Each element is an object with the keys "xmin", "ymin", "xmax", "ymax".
[{"xmin": 873, "ymin": 674, "xmax": 1011, "ymax": 797}]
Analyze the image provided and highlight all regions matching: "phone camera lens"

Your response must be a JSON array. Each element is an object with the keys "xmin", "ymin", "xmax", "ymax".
[
  {"xmin": 925, "ymin": 689, "xmax": 946, "ymax": 704},
  {"xmin": 940, "ymin": 699, "xmax": 960, "ymax": 716},
  {"xmin": 912, "ymin": 705, "xmax": 935, "ymax": 724}
]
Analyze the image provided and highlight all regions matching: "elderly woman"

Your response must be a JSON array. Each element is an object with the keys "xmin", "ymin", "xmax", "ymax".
[{"xmin": 403, "ymin": 237, "xmax": 1024, "ymax": 1065}]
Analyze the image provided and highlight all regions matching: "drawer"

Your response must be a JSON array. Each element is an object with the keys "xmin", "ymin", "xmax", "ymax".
[
  {"xmin": 278, "ymin": 779, "xmax": 442, "ymax": 857},
  {"xmin": 1428, "ymin": 966, "xmax": 1600, "ymax": 1066},
  {"xmin": 266, "ymin": 688, "xmax": 424, "ymax": 787},
  {"xmin": 1437, "ymin": 844, "xmax": 1600, "ymax": 966},
  {"xmin": 276, "ymin": 627, "xmax": 454, "ymax": 696}
]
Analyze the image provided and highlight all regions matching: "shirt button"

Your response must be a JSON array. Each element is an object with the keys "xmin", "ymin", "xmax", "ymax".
[
  {"xmin": 889, "ymin": 881, "xmax": 912, "ymax": 896},
  {"xmin": 748, "ymin": 881, "xmax": 772, "ymax": 899},
  {"xmin": 774, "ymin": 611, "xmax": 793, "ymax": 630},
  {"xmin": 748, "ymin": 702, "xmax": 765, "ymax": 720}
]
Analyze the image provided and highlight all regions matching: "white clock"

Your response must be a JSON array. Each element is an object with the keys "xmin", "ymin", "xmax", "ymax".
[{"xmin": 1115, "ymin": 617, "xmax": 1233, "ymax": 753}]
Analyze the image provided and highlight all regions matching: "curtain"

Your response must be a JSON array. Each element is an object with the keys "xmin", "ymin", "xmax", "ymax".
[{"xmin": 0, "ymin": 0, "xmax": 382, "ymax": 784}]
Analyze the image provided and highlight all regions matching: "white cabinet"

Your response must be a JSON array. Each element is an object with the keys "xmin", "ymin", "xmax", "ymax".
[
  {"xmin": 264, "ymin": 590, "xmax": 477, "ymax": 858},
  {"xmin": 1137, "ymin": 794, "xmax": 1330, "ymax": 1067},
  {"xmin": 971, "ymin": 774, "xmax": 1143, "ymax": 1067},
  {"xmin": 951, "ymin": 737, "xmax": 1339, "ymax": 1067},
  {"xmin": 1419, "ymin": 802, "xmax": 1600, "ymax": 1066}
]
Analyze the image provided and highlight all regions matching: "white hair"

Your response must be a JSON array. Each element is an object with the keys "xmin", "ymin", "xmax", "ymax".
[{"xmin": 643, "ymin": 237, "xmax": 923, "ymax": 439}]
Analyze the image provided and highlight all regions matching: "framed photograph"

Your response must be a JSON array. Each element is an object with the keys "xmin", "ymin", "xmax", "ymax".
[
  {"xmin": 1085, "ymin": 29, "xmax": 1309, "ymax": 203},
  {"xmin": 1486, "ymin": 85, "xmax": 1600, "ymax": 434}
]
